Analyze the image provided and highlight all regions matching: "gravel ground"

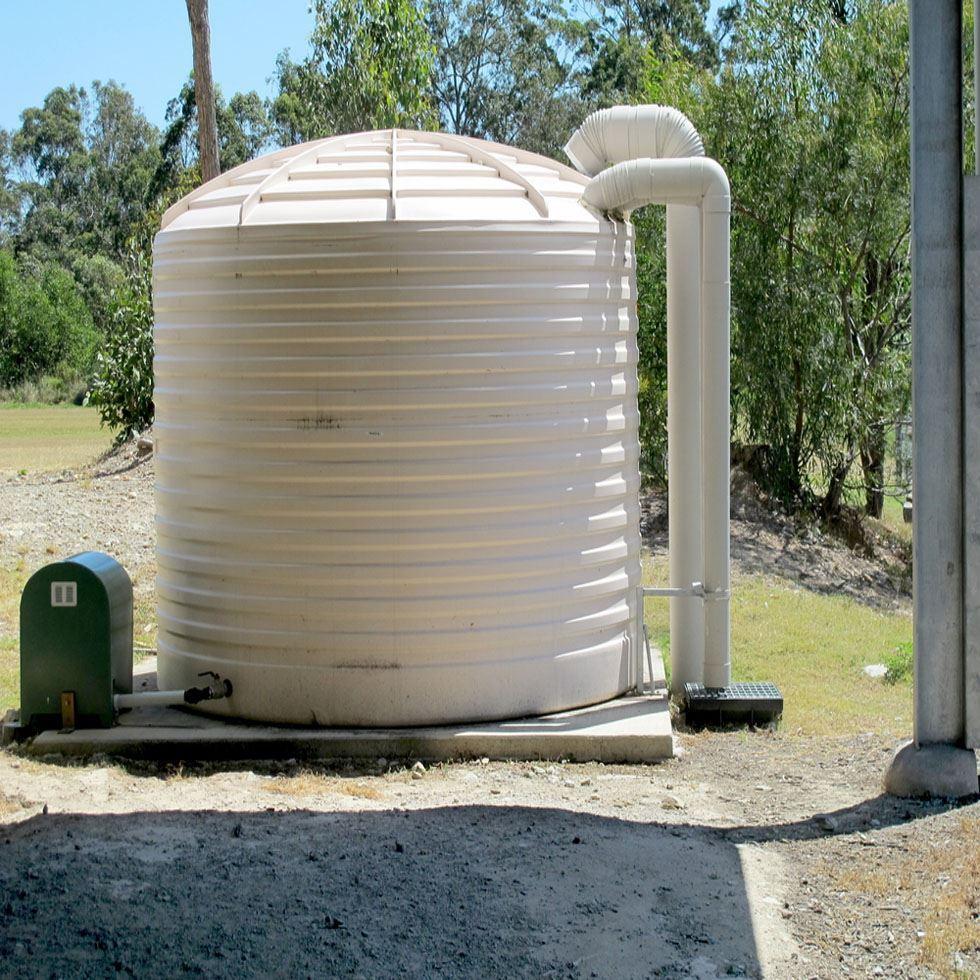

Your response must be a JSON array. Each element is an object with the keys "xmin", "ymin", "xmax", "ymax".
[
  {"xmin": 0, "ymin": 736, "xmax": 976, "ymax": 980},
  {"xmin": 2, "ymin": 442, "xmax": 976, "ymax": 980},
  {"xmin": 0, "ymin": 442, "xmax": 156, "ymax": 619}
]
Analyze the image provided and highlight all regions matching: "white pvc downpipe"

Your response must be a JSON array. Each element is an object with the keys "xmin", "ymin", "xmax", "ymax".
[
  {"xmin": 565, "ymin": 106, "xmax": 731, "ymax": 691},
  {"xmin": 667, "ymin": 204, "xmax": 705, "ymax": 687},
  {"xmin": 114, "ymin": 690, "xmax": 190, "ymax": 709}
]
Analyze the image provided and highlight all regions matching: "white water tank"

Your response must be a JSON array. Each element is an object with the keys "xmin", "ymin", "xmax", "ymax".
[{"xmin": 153, "ymin": 128, "xmax": 641, "ymax": 726}]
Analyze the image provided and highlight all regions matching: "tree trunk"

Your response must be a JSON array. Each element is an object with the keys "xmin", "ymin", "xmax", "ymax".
[
  {"xmin": 822, "ymin": 462, "xmax": 849, "ymax": 520},
  {"xmin": 186, "ymin": 0, "xmax": 220, "ymax": 182},
  {"xmin": 860, "ymin": 424, "xmax": 886, "ymax": 519}
]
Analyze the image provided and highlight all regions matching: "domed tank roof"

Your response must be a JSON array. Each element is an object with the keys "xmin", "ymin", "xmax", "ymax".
[{"xmin": 160, "ymin": 129, "xmax": 594, "ymax": 231}]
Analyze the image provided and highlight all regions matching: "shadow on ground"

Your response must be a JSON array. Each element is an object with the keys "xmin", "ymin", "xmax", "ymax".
[{"xmin": 1, "ymin": 804, "xmax": 767, "ymax": 980}]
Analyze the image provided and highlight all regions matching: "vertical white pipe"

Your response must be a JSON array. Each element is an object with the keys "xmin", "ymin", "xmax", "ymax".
[
  {"xmin": 667, "ymin": 204, "xmax": 705, "ymax": 690},
  {"xmin": 701, "ymin": 195, "xmax": 732, "ymax": 689}
]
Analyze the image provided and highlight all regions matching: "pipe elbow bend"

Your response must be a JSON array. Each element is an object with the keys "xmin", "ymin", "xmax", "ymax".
[
  {"xmin": 696, "ymin": 158, "xmax": 730, "ymax": 210},
  {"xmin": 581, "ymin": 157, "xmax": 730, "ymax": 216},
  {"xmin": 565, "ymin": 104, "xmax": 705, "ymax": 176}
]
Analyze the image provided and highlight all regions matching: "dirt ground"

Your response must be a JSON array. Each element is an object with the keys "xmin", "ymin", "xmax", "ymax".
[
  {"xmin": 0, "ymin": 736, "xmax": 976, "ymax": 980},
  {"xmin": 641, "ymin": 470, "xmax": 912, "ymax": 612},
  {"xmin": 1, "ymin": 445, "xmax": 977, "ymax": 980}
]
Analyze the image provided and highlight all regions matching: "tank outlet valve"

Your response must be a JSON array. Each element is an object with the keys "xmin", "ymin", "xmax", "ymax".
[
  {"xmin": 112, "ymin": 672, "xmax": 234, "ymax": 712},
  {"xmin": 185, "ymin": 672, "xmax": 234, "ymax": 704}
]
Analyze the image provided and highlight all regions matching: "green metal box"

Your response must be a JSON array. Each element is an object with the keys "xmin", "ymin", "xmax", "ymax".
[{"xmin": 20, "ymin": 552, "xmax": 133, "ymax": 729}]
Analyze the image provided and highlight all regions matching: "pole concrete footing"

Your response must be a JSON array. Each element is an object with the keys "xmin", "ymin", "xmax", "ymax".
[{"xmin": 883, "ymin": 740, "xmax": 978, "ymax": 799}]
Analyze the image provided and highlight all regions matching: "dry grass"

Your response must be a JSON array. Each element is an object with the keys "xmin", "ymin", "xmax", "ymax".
[
  {"xmin": 879, "ymin": 493, "xmax": 913, "ymax": 547},
  {"xmin": 0, "ymin": 563, "xmax": 27, "ymax": 714},
  {"xmin": 263, "ymin": 773, "xmax": 384, "ymax": 800},
  {"xmin": 0, "ymin": 405, "xmax": 114, "ymax": 475},
  {"xmin": 920, "ymin": 818, "xmax": 980, "ymax": 978},
  {"xmin": 825, "ymin": 817, "xmax": 980, "ymax": 978},
  {"xmin": 0, "ymin": 789, "xmax": 27, "ymax": 816}
]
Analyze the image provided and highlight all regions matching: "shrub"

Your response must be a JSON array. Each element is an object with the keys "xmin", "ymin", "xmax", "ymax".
[
  {"xmin": 884, "ymin": 641, "xmax": 913, "ymax": 684},
  {"xmin": 0, "ymin": 374, "xmax": 84, "ymax": 405},
  {"xmin": 88, "ymin": 247, "xmax": 153, "ymax": 441},
  {"xmin": 0, "ymin": 250, "xmax": 99, "ymax": 388}
]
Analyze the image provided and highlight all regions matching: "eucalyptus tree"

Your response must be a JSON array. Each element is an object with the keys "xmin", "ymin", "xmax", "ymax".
[
  {"xmin": 0, "ymin": 130, "xmax": 20, "ymax": 247},
  {"xmin": 711, "ymin": 0, "xmax": 910, "ymax": 516},
  {"xmin": 12, "ymin": 83, "xmax": 159, "ymax": 263},
  {"xmin": 272, "ymin": 0, "xmax": 437, "ymax": 141},
  {"xmin": 427, "ymin": 0, "xmax": 585, "ymax": 157},
  {"xmin": 576, "ymin": 0, "xmax": 719, "ymax": 103},
  {"xmin": 155, "ymin": 79, "xmax": 272, "ymax": 194},
  {"xmin": 185, "ymin": 0, "xmax": 220, "ymax": 182}
]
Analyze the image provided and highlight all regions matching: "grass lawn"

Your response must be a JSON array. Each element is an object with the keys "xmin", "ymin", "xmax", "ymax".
[
  {"xmin": 0, "ymin": 565, "xmax": 25, "ymax": 716},
  {"xmin": 0, "ymin": 403, "xmax": 115, "ymax": 475},
  {"xmin": 643, "ymin": 557, "xmax": 913, "ymax": 737}
]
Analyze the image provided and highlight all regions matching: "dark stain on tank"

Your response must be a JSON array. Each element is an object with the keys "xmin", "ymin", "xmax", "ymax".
[{"xmin": 292, "ymin": 414, "xmax": 341, "ymax": 430}]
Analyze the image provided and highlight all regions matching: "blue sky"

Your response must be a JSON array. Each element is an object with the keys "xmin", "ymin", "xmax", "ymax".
[
  {"xmin": 1, "ymin": 1, "xmax": 726, "ymax": 135},
  {"xmin": 0, "ymin": 0, "xmax": 313, "ymax": 133}
]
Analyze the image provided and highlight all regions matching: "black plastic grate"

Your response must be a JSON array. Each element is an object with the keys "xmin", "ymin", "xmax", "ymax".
[{"xmin": 683, "ymin": 681, "xmax": 783, "ymax": 727}]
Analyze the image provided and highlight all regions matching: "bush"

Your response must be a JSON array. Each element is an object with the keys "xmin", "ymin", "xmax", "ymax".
[
  {"xmin": 70, "ymin": 253, "xmax": 127, "ymax": 334},
  {"xmin": 0, "ymin": 373, "xmax": 87, "ymax": 405},
  {"xmin": 88, "ymin": 247, "xmax": 153, "ymax": 441},
  {"xmin": 884, "ymin": 641, "xmax": 913, "ymax": 684},
  {"xmin": 0, "ymin": 250, "xmax": 99, "ymax": 388}
]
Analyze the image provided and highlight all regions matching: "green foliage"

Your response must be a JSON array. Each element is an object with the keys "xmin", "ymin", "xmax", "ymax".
[
  {"xmin": 705, "ymin": 0, "xmax": 910, "ymax": 513},
  {"xmin": 632, "ymin": 206, "xmax": 667, "ymax": 480},
  {"xmin": 428, "ymin": 0, "xmax": 585, "ymax": 157},
  {"xmin": 69, "ymin": 253, "xmax": 127, "ymax": 333},
  {"xmin": 0, "ymin": 375, "xmax": 85, "ymax": 405},
  {"xmin": 156, "ymin": 78, "xmax": 272, "ymax": 193},
  {"xmin": 576, "ymin": 0, "xmax": 720, "ymax": 104},
  {"xmin": 88, "ymin": 248, "xmax": 154, "ymax": 441},
  {"xmin": 277, "ymin": 0, "xmax": 437, "ymax": 140},
  {"xmin": 12, "ymin": 82, "xmax": 161, "ymax": 265},
  {"xmin": 0, "ymin": 0, "xmax": 917, "ymax": 520},
  {"xmin": 0, "ymin": 250, "xmax": 98, "ymax": 389},
  {"xmin": 884, "ymin": 641, "xmax": 913, "ymax": 685}
]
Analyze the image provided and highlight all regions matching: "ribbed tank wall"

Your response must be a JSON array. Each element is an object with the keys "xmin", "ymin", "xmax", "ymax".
[{"xmin": 153, "ymin": 222, "xmax": 641, "ymax": 725}]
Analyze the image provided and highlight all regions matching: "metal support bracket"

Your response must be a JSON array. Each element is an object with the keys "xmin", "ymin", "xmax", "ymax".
[
  {"xmin": 633, "ymin": 583, "xmax": 730, "ymax": 695},
  {"xmin": 59, "ymin": 691, "xmax": 76, "ymax": 730},
  {"xmin": 640, "ymin": 583, "xmax": 730, "ymax": 601}
]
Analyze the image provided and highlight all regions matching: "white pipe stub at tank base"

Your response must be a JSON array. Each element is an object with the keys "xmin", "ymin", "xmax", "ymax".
[
  {"xmin": 114, "ymin": 673, "xmax": 233, "ymax": 711},
  {"xmin": 565, "ymin": 104, "xmax": 732, "ymax": 693}
]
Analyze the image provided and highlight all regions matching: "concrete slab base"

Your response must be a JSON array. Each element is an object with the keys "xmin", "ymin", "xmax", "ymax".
[
  {"xmin": 884, "ymin": 739, "xmax": 979, "ymax": 798},
  {"xmin": 19, "ymin": 658, "xmax": 674, "ymax": 764}
]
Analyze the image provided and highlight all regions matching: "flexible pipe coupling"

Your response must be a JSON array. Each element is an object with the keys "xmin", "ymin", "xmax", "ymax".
[{"xmin": 564, "ymin": 104, "xmax": 705, "ymax": 176}]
